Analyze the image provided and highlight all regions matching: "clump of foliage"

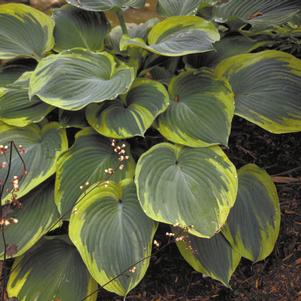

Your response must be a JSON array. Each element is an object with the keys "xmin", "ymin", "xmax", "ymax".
[{"xmin": 0, "ymin": 0, "xmax": 301, "ymax": 300}]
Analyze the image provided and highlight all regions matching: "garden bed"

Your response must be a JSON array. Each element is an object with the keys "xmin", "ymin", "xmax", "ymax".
[
  {"xmin": 102, "ymin": 117, "xmax": 301, "ymax": 301},
  {"xmin": 0, "ymin": 1, "xmax": 300, "ymax": 300}
]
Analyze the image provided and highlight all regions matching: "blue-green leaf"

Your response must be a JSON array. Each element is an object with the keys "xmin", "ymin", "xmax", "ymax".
[
  {"xmin": 69, "ymin": 181, "xmax": 157, "ymax": 296},
  {"xmin": 121, "ymin": 16, "xmax": 220, "ymax": 57},
  {"xmin": 55, "ymin": 128, "xmax": 135, "ymax": 216},
  {"xmin": 156, "ymin": 69, "xmax": 234, "ymax": 147},
  {"xmin": 157, "ymin": 0, "xmax": 202, "ymax": 16},
  {"xmin": 86, "ymin": 78, "xmax": 169, "ymax": 138},
  {"xmin": 135, "ymin": 143, "xmax": 238, "ymax": 238},
  {"xmin": 7, "ymin": 236, "xmax": 97, "ymax": 301},
  {"xmin": 222, "ymin": 164, "xmax": 281, "ymax": 262},
  {"xmin": 176, "ymin": 231, "xmax": 241, "ymax": 286},
  {"xmin": 0, "ymin": 181, "xmax": 60, "ymax": 259},
  {"xmin": 0, "ymin": 4, "xmax": 54, "ymax": 60},
  {"xmin": 215, "ymin": 50, "xmax": 301, "ymax": 133},
  {"xmin": 53, "ymin": 5, "xmax": 110, "ymax": 51},
  {"xmin": 29, "ymin": 49, "xmax": 135, "ymax": 110},
  {"xmin": 66, "ymin": 0, "xmax": 146, "ymax": 11},
  {"xmin": 0, "ymin": 122, "xmax": 67, "ymax": 204}
]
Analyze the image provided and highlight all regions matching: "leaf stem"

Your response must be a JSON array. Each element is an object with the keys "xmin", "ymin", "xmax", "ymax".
[{"xmin": 115, "ymin": 10, "xmax": 129, "ymax": 35}]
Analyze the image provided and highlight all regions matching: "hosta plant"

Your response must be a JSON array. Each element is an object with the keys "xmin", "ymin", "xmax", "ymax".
[{"xmin": 0, "ymin": 0, "xmax": 300, "ymax": 300}]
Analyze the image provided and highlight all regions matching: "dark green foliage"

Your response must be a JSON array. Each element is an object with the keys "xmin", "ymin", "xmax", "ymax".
[{"xmin": 0, "ymin": 1, "xmax": 300, "ymax": 300}]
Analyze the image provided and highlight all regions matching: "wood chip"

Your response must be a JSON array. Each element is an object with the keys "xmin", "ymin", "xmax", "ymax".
[{"xmin": 295, "ymin": 258, "xmax": 301, "ymax": 265}]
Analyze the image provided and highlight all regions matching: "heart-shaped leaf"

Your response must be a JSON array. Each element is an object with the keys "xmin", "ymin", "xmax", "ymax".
[
  {"xmin": 215, "ymin": 50, "xmax": 301, "ymax": 133},
  {"xmin": 222, "ymin": 164, "xmax": 281, "ymax": 262},
  {"xmin": 69, "ymin": 181, "xmax": 157, "ymax": 296},
  {"xmin": 86, "ymin": 78, "xmax": 169, "ymax": 138},
  {"xmin": 157, "ymin": 0, "xmax": 202, "ymax": 16},
  {"xmin": 55, "ymin": 128, "xmax": 135, "ymax": 216},
  {"xmin": 0, "ymin": 72, "xmax": 53, "ymax": 127},
  {"xmin": 175, "ymin": 231, "xmax": 241, "ymax": 286},
  {"xmin": 213, "ymin": 0, "xmax": 301, "ymax": 29},
  {"xmin": 135, "ymin": 143, "xmax": 238, "ymax": 238},
  {"xmin": 53, "ymin": 5, "xmax": 110, "ymax": 52},
  {"xmin": 0, "ymin": 61, "xmax": 35, "ymax": 87},
  {"xmin": 0, "ymin": 4, "xmax": 54, "ymax": 60},
  {"xmin": 121, "ymin": 16, "xmax": 220, "ymax": 57},
  {"xmin": 7, "ymin": 236, "xmax": 97, "ymax": 301},
  {"xmin": 185, "ymin": 35, "xmax": 267, "ymax": 68},
  {"xmin": 66, "ymin": 0, "xmax": 146, "ymax": 11},
  {"xmin": 29, "ymin": 49, "xmax": 135, "ymax": 110},
  {"xmin": 0, "ymin": 122, "xmax": 68, "ymax": 204},
  {"xmin": 155, "ymin": 69, "xmax": 234, "ymax": 147},
  {"xmin": 0, "ymin": 181, "xmax": 60, "ymax": 259}
]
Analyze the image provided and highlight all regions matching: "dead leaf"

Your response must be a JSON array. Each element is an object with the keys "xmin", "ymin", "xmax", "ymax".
[
  {"xmin": 272, "ymin": 176, "xmax": 301, "ymax": 184},
  {"xmin": 295, "ymin": 258, "xmax": 301, "ymax": 265}
]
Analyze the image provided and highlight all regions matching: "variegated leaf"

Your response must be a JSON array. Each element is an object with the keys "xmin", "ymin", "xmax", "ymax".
[
  {"xmin": 222, "ymin": 164, "xmax": 281, "ymax": 262},
  {"xmin": 135, "ymin": 143, "xmax": 238, "ymax": 238},
  {"xmin": 69, "ymin": 181, "xmax": 157, "ymax": 296}
]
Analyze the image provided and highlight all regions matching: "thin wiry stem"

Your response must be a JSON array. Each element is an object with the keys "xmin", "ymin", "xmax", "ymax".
[
  {"xmin": 80, "ymin": 230, "xmax": 187, "ymax": 301},
  {"xmin": 0, "ymin": 142, "xmax": 13, "ymax": 301},
  {"xmin": 0, "ymin": 140, "xmax": 189, "ymax": 301},
  {"xmin": 0, "ymin": 141, "xmax": 27, "ymax": 299},
  {"xmin": 0, "ymin": 140, "xmax": 127, "ymax": 283},
  {"xmin": 0, "ymin": 142, "xmax": 13, "ymax": 203},
  {"xmin": 11, "ymin": 142, "xmax": 27, "ymax": 176}
]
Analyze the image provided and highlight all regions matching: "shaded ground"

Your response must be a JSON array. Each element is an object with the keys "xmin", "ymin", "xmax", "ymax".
[{"xmin": 100, "ymin": 118, "xmax": 301, "ymax": 301}]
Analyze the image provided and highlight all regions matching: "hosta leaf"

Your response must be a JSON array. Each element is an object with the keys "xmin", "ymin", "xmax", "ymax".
[
  {"xmin": 175, "ymin": 231, "xmax": 241, "ymax": 286},
  {"xmin": 120, "ymin": 16, "xmax": 220, "ymax": 57},
  {"xmin": 0, "ymin": 61, "xmax": 35, "ymax": 87},
  {"xmin": 7, "ymin": 236, "xmax": 97, "ymax": 301},
  {"xmin": 0, "ymin": 181, "xmax": 60, "ymax": 259},
  {"xmin": 213, "ymin": 0, "xmax": 301, "ymax": 29},
  {"xmin": 206, "ymin": 36, "xmax": 268, "ymax": 66},
  {"xmin": 155, "ymin": 69, "xmax": 234, "ymax": 147},
  {"xmin": 29, "ymin": 49, "xmax": 135, "ymax": 111},
  {"xmin": 0, "ymin": 72, "xmax": 53, "ymax": 127},
  {"xmin": 198, "ymin": 0, "xmax": 216, "ymax": 9},
  {"xmin": 140, "ymin": 66, "xmax": 172, "ymax": 85},
  {"xmin": 215, "ymin": 50, "xmax": 301, "ymax": 133},
  {"xmin": 0, "ymin": 122, "xmax": 68, "ymax": 204},
  {"xmin": 69, "ymin": 181, "xmax": 157, "ymax": 296},
  {"xmin": 66, "ymin": 0, "xmax": 146, "ymax": 11},
  {"xmin": 86, "ymin": 78, "xmax": 169, "ymax": 139},
  {"xmin": 135, "ymin": 143, "xmax": 238, "ymax": 238},
  {"xmin": 0, "ymin": 4, "xmax": 54, "ymax": 60},
  {"xmin": 185, "ymin": 35, "xmax": 268, "ymax": 68},
  {"xmin": 157, "ymin": 0, "xmax": 202, "ymax": 16},
  {"xmin": 59, "ymin": 110, "xmax": 89, "ymax": 129},
  {"xmin": 53, "ymin": 5, "xmax": 110, "ymax": 52},
  {"xmin": 222, "ymin": 164, "xmax": 280, "ymax": 262},
  {"xmin": 55, "ymin": 128, "xmax": 135, "ymax": 216},
  {"xmin": 107, "ymin": 18, "xmax": 159, "ymax": 51}
]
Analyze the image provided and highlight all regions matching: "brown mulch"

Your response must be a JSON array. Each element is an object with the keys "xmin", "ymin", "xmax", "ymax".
[{"xmin": 100, "ymin": 118, "xmax": 301, "ymax": 301}]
